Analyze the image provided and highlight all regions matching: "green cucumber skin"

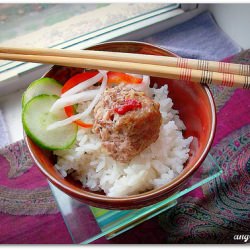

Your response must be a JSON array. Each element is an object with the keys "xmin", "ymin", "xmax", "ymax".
[
  {"xmin": 22, "ymin": 94, "xmax": 77, "ymax": 151},
  {"xmin": 22, "ymin": 77, "xmax": 62, "ymax": 108},
  {"xmin": 23, "ymin": 121, "xmax": 77, "ymax": 151}
]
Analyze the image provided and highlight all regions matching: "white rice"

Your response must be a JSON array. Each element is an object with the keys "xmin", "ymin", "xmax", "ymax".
[{"xmin": 54, "ymin": 84, "xmax": 193, "ymax": 197}]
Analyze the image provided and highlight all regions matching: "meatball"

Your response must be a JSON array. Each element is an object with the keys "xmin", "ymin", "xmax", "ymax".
[{"xmin": 92, "ymin": 86, "xmax": 162, "ymax": 163}]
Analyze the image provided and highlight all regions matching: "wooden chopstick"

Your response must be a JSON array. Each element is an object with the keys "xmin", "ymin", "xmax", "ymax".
[
  {"xmin": 1, "ymin": 46, "xmax": 250, "ymax": 77},
  {"xmin": 0, "ymin": 47, "xmax": 249, "ymax": 89}
]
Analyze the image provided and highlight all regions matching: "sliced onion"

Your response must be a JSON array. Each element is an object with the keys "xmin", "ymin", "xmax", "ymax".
[
  {"xmin": 61, "ymin": 72, "xmax": 103, "ymax": 97},
  {"xmin": 47, "ymin": 70, "xmax": 108, "ymax": 131},
  {"xmin": 84, "ymin": 70, "xmax": 107, "ymax": 114},
  {"xmin": 124, "ymin": 74, "xmax": 151, "ymax": 96},
  {"xmin": 140, "ymin": 75, "xmax": 151, "ymax": 96},
  {"xmin": 50, "ymin": 89, "xmax": 99, "ymax": 113},
  {"xmin": 142, "ymin": 74, "xmax": 150, "ymax": 87}
]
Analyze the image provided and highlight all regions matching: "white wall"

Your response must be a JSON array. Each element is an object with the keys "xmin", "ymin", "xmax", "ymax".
[{"xmin": 208, "ymin": 4, "xmax": 250, "ymax": 49}]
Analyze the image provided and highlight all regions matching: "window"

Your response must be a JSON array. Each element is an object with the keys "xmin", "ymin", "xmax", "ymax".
[{"xmin": 0, "ymin": 3, "xmax": 183, "ymax": 94}]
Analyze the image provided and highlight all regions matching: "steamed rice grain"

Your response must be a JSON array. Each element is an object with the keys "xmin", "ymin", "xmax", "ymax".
[{"xmin": 54, "ymin": 84, "xmax": 193, "ymax": 197}]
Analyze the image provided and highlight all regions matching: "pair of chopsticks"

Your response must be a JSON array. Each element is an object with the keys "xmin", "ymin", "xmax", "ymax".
[{"xmin": 0, "ymin": 46, "xmax": 249, "ymax": 89}]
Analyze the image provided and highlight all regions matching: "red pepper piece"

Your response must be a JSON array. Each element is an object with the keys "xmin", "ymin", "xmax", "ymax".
[
  {"xmin": 107, "ymin": 72, "xmax": 142, "ymax": 85},
  {"xmin": 62, "ymin": 71, "xmax": 99, "ymax": 94},
  {"xmin": 114, "ymin": 99, "xmax": 142, "ymax": 115}
]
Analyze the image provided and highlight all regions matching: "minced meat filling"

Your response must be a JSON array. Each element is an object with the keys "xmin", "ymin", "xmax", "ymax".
[{"xmin": 92, "ymin": 86, "xmax": 162, "ymax": 163}]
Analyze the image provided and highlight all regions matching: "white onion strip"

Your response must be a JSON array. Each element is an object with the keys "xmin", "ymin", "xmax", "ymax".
[
  {"xmin": 50, "ymin": 89, "xmax": 99, "ymax": 113},
  {"xmin": 125, "ymin": 75, "xmax": 150, "ymax": 96},
  {"xmin": 61, "ymin": 72, "xmax": 103, "ymax": 97},
  {"xmin": 142, "ymin": 74, "xmax": 150, "ymax": 87},
  {"xmin": 140, "ymin": 75, "xmax": 151, "ymax": 96},
  {"xmin": 47, "ymin": 70, "xmax": 108, "ymax": 131}
]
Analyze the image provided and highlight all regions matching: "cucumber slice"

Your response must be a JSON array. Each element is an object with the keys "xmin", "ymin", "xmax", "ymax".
[
  {"xmin": 22, "ymin": 95, "xmax": 77, "ymax": 150},
  {"xmin": 22, "ymin": 78, "xmax": 62, "ymax": 107}
]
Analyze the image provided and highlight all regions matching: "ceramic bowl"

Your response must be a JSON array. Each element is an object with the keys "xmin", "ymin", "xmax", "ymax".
[{"xmin": 25, "ymin": 41, "xmax": 216, "ymax": 210}]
